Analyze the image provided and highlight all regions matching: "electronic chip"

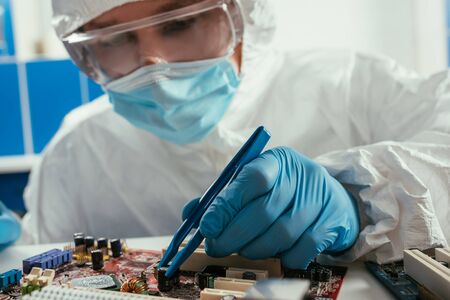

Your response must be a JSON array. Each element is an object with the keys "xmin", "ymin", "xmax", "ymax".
[{"xmin": 71, "ymin": 275, "xmax": 120, "ymax": 290}]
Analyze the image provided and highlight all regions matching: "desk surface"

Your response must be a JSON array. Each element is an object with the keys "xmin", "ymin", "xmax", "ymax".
[{"xmin": 0, "ymin": 237, "xmax": 394, "ymax": 300}]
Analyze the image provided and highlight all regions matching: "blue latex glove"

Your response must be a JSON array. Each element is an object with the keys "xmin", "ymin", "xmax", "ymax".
[
  {"xmin": 183, "ymin": 147, "xmax": 359, "ymax": 269},
  {"xmin": 0, "ymin": 201, "xmax": 21, "ymax": 250}
]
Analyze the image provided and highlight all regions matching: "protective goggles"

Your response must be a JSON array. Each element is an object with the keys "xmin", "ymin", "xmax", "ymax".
[{"xmin": 62, "ymin": 0, "xmax": 244, "ymax": 85}]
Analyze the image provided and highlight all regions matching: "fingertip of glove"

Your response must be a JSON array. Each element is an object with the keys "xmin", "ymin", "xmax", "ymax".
[
  {"xmin": 199, "ymin": 214, "xmax": 222, "ymax": 239},
  {"xmin": 0, "ymin": 218, "xmax": 21, "ymax": 245},
  {"xmin": 182, "ymin": 198, "xmax": 201, "ymax": 221},
  {"xmin": 281, "ymin": 255, "xmax": 310, "ymax": 271},
  {"xmin": 239, "ymin": 249, "xmax": 264, "ymax": 261},
  {"xmin": 204, "ymin": 240, "xmax": 230, "ymax": 258}
]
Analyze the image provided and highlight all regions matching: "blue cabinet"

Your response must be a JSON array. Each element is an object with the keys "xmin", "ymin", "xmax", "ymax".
[
  {"xmin": 0, "ymin": 172, "xmax": 28, "ymax": 215},
  {"xmin": 0, "ymin": 59, "xmax": 105, "ymax": 213},
  {"xmin": 0, "ymin": 63, "xmax": 24, "ymax": 156}
]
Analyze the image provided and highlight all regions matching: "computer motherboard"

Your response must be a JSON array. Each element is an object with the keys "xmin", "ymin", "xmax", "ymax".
[{"xmin": 0, "ymin": 235, "xmax": 348, "ymax": 300}]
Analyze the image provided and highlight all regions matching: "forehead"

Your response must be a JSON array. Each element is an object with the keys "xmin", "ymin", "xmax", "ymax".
[{"xmin": 85, "ymin": 0, "xmax": 203, "ymax": 29}]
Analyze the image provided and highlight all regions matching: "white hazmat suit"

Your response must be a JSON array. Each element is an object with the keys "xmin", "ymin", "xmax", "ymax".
[{"xmin": 22, "ymin": 0, "xmax": 450, "ymax": 265}]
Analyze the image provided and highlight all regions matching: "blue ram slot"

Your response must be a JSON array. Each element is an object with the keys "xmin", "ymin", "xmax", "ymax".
[
  {"xmin": 0, "ymin": 269, "xmax": 22, "ymax": 290},
  {"xmin": 23, "ymin": 249, "xmax": 72, "ymax": 274}
]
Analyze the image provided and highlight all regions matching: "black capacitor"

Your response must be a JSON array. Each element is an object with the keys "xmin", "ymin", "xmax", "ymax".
[
  {"xmin": 157, "ymin": 267, "xmax": 180, "ymax": 292},
  {"xmin": 85, "ymin": 236, "xmax": 95, "ymax": 250},
  {"xmin": 242, "ymin": 271, "xmax": 257, "ymax": 281},
  {"xmin": 97, "ymin": 238, "xmax": 108, "ymax": 249},
  {"xmin": 74, "ymin": 236, "xmax": 85, "ymax": 247},
  {"xmin": 91, "ymin": 250, "xmax": 104, "ymax": 271},
  {"xmin": 110, "ymin": 239, "xmax": 122, "ymax": 258},
  {"xmin": 195, "ymin": 272, "xmax": 214, "ymax": 290},
  {"xmin": 73, "ymin": 232, "xmax": 84, "ymax": 238}
]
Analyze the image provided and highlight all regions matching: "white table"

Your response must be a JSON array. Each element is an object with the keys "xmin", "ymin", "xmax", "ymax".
[{"xmin": 0, "ymin": 237, "xmax": 394, "ymax": 299}]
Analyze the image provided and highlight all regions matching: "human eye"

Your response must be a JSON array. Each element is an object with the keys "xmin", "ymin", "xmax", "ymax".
[
  {"xmin": 98, "ymin": 32, "xmax": 137, "ymax": 48},
  {"xmin": 160, "ymin": 18, "xmax": 197, "ymax": 37}
]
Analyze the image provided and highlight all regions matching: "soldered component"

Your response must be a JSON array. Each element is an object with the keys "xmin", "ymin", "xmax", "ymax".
[
  {"xmin": 74, "ymin": 236, "xmax": 85, "ymax": 247},
  {"xmin": 284, "ymin": 262, "xmax": 334, "ymax": 284},
  {"xmin": 226, "ymin": 267, "xmax": 268, "ymax": 280},
  {"xmin": 195, "ymin": 272, "xmax": 216, "ymax": 290},
  {"xmin": 22, "ymin": 268, "xmax": 55, "ymax": 286},
  {"xmin": 91, "ymin": 250, "xmax": 104, "ymax": 271},
  {"xmin": 23, "ymin": 249, "xmax": 73, "ymax": 274},
  {"xmin": 21, "ymin": 284, "xmax": 42, "ymax": 295},
  {"xmin": 120, "ymin": 272, "xmax": 149, "ymax": 294},
  {"xmin": 242, "ymin": 271, "xmax": 256, "ymax": 281},
  {"xmin": 21, "ymin": 268, "xmax": 55, "ymax": 296},
  {"xmin": 97, "ymin": 238, "xmax": 108, "ymax": 249},
  {"xmin": 97, "ymin": 237, "xmax": 109, "ymax": 260},
  {"xmin": 110, "ymin": 239, "xmax": 122, "ymax": 258},
  {"xmin": 74, "ymin": 245, "xmax": 87, "ymax": 266},
  {"xmin": 157, "ymin": 267, "xmax": 180, "ymax": 292},
  {"xmin": 84, "ymin": 236, "xmax": 95, "ymax": 252},
  {"xmin": 71, "ymin": 275, "xmax": 120, "ymax": 290},
  {"xmin": 0, "ymin": 269, "xmax": 22, "ymax": 291},
  {"xmin": 195, "ymin": 265, "xmax": 228, "ymax": 290},
  {"xmin": 121, "ymin": 240, "xmax": 129, "ymax": 254}
]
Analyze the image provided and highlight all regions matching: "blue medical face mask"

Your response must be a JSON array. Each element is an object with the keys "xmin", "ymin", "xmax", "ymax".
[{"xmin": 105, "ymin": 58, "xmax": 241, "ymax": 145}]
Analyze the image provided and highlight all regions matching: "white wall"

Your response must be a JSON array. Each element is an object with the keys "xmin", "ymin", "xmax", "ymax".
[
  {"xmin": 272, "ymin": 0, "xmax": 448, "ymax": 75},
  {"xmin": 11, "ymin": 0, "xmax": 66, "ymax": 61},
  {"xmin": 11, "ymin": 0, "xmax": 449, "ymax": 74},
  {"xmin": 11, "ymin": 0, "xmax": 40, "ymax": 61}
]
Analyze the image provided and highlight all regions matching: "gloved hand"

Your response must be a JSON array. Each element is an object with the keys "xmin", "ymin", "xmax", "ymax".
[
  {"xmin": 183, "ymin": 147, "xmax": 359, "ymax": 269},
  {"xmin": 0, "ymin": 201, "xmax": 21, "ymax": 250}
]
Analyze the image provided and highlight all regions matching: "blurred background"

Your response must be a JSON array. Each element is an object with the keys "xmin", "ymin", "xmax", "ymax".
[{"xmin": 0, "ymin": 0, "xmax": 449, "ymax": 216}]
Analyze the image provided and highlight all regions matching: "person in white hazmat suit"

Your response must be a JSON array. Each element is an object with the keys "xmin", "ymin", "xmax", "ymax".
[{"xmin": 19, "ymin": 0, "xmax": 450, "ymax": 269}]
